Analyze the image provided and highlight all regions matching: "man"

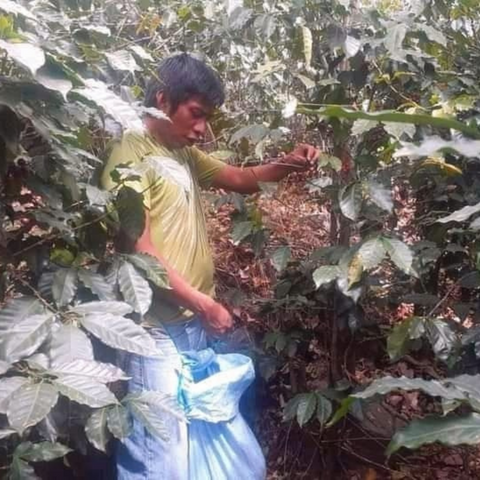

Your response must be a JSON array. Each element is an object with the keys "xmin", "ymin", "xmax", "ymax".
[{"xmin": 102, "ymin": 53, "xmax": 319, "ymax": 480}]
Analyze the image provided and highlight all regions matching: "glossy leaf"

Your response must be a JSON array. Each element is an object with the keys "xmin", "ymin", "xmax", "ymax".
[
  {"xmin": 316, "ymin": 394, "xmax": 333, "ymax": 425},
  {"xmin": 107, "ymin": 404, "xmax": 132, "ymax": 439},
  {"xmin": 78, "ymin": 269, "xmax": 116, "ymax": 301},
  {"xmin": 124, "ymin": 253, "xmax": 169, "ymax": 289},
  {"xmin": 353, "ymin": 376, "xmax": 464, "ymax": 402},
  {"xmin": 79, "ymin": 313, "xmax": 159, "ymax": 356},
  {"xmin": 382, "ymin": 238, "xmax": 415, "ymax": 275},
  {"xmin": 123, "ymin": 391, "xmax": 186, "ymax": 422},
  {"xmin": 0, "ymin": 40, "xmax": 45, "ymax": 75},
  {"xmin": 118, "ymin": 261, "xmax": 153, "ymax": 315},
  {"xmin": 7, "ymin": 382, "xmax": 59, "ymax": 432},
  {"xmin": 270, "ymin": 246, "xmax": 291, "ymax": 272},
  {"xmin": 425, "ymin": 318, "xmax": 458, "ymax": 362},
  {"xmin": 387, "ymin": 316, "xmax": 426, "ymax": 361},
  {"xmin": 339, "ymin": 183, "xmax": 363, "ymax": 221},
  {"xmin": 365, "ymin": 180, "xmax": 393, "ymax": 213},
  {"xmin": 313, "ymin": 266, "xmax": 341, "ymax": 289},
  {"xmin": 358, "ymin": 237, "xmax": 386, "ymax": 270},
  {"xmin": 437, "ymin": 201, "xmax": 480, "ymax": 224},
  {"xmin": 128, "ymin": 400, "xmax": 169, "ymax": 441},
  {"xmin": 0, "ymin": 377, "xmax": 29, "ymax": 414},
  {"xmin": 0, "ymin": 313, "xmax": 53, "ymax": 363},
  {"xmin": 0, "ymin": 297, "xmax": 45, "ymax": 332},
  {"xmin": 48, "ymin": 323, "xmax": 94, "ymax": 366},
  {"xmin": 49, "ymin": 359, "xmax": 128, "ymax": 383},
  {"xmin": 18, "ymin": 442, "xmax": 72, "ymax": 462},
  {"xmin": 85, "ymin": 408, "xmax": 111, "ymax": 452},
  {"xmin": 72, "ymin": 301, "xmax": 133, "ymax": 316},
  {"xmin": 52, "ymin": 268, "xmax": 78, "ymax": 307},
  {"xmin": 54, "ymin": 375, "xmax": 118, "ymax": 408},
  {"xmin": 387, "ymin": 414, "xmax": 480, "ymax": 455}
]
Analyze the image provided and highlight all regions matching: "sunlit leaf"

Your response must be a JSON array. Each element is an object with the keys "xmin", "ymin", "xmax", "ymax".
[
  {"xmin": 79, "ymin": 313, "xmax": 159, "ymax": 356},
  {"xmin": 55, "ymin": 375, "xmax": 118, "ymax": 408},
  {"xmin": 0, "ymin": 40, "xmax": 45, "ymax": 75},
  {"xmin": 8, "ymin": 382, "xmax": 58, "ymax": 432},
  {"xmin": 85, "ymin": 408, "xmax": 111, "ymax": 452},
  {"xmin": 107, "ymin": 404, "xmax": 132, "ymax": 439},
  {"xmin": 118, "ymin": 261, "xmax": 152, "ymax": 315},
  {"xmin": 387, "ymin": 414, "xmax": 480, "ymax": 455},
  {"xmin": 52, "ymin": 268, "xmax": 78, "ymax": 308},
  {"xmin": 312, "ymin": 266, "xmax": 341, "ymax": 289},
  {"xmin": 339, "ymin": 182, "xmax": 363, "ymax": 221}
]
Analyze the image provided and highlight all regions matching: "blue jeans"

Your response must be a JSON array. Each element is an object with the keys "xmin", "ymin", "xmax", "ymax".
[{"xmin": 116, "ymin": 317, "xmax": 207, "ymax": 480}]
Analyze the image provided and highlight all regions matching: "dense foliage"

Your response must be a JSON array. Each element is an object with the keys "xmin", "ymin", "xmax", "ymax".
[{"xmin": 1, "ymin": 0, "xmax": 480, "ymax": 477}]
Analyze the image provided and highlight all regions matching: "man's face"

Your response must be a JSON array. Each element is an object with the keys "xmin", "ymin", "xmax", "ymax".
[{"xmin": 156, "ymin": 94, "xmax": 213, "ymax": 149}]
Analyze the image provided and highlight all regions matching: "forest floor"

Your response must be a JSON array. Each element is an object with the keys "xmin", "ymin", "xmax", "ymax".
[{"xmin": 206, "ymin": 175, "xmax": 480, "ymax": 480}]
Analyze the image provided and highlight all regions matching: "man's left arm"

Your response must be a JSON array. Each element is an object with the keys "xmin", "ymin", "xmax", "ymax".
[{"xmin": 211, "ymin": 144, "xmax": 320, "ymax": 194}]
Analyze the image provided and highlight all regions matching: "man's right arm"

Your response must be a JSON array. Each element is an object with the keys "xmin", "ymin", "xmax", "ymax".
[{"xmin": 134, "ymin": 212, "xmax": 232, "ymax": 335}]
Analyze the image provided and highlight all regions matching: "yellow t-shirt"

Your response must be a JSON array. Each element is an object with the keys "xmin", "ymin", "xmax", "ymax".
[{"xmin": 101, "ymin": 129, "xmax": 226, "ymax": 325}]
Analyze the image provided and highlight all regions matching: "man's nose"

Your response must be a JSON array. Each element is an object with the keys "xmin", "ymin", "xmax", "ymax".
[{"xmin": 193, "ymin": 120, "xmax": 207, "ymax": 137}]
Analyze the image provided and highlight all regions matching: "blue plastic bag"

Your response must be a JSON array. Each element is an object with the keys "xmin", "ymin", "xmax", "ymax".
[{"xmin": 179, "ymin": 348, "xmax": 266, "ymax": 480}]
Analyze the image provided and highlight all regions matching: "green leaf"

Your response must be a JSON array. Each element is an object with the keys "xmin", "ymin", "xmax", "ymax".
[
  {"xmin": 425, "ymin": 318, "xmax": 458, "ymax": 362},
  {"xmin": 0, "ymin": 40, "xmax": 45, "ymax": 75},
  {"xmin": 316, "ymin": 394, "xmax": 333, "ymax": 425},
  {"xmin": 85, "ymin": 408, "xmax": 111, "ymax": 452},
  {"xmin": 107, "ymin": 404, "xmax": 132, "ymax": 439},
  {"xmin": 383, "ymin": 122, "xmax": 415, "ymax": 140},
  {"xmin": 254, "ymin": 13, "xmax": 276, "ymax": 39},
  {"xmin": 127, "ymin": 400, "xmax": 169, "ymax": 441},
  {"xmin": 0, "ymin": 0, "xmax": 36, "ymax": 20},
  {"xmin": 18, "ymin": 442, "xmax": 72, "ymax": 462},
  {"xmin": 124, "ymin": 253, "xmax": 169, "ymax": 289},
  {"xmin": 78, "ymin": 269, "xmax": 116, "ymax": 301},
  {"xmin": 231, "ymin": 221, "xmax": 253, "ymax": 245},
  {"xmin": 312, "ymin": 266, "xmax": 341, "ymax": 289},
  {"xmin": 35, "ymin": 66, "xmax": 72, "ymax": 101},
  {"xmin": 339, "ymin": 183, "xmax": 363, "ymax": 221},
  {"xmin": 79, "ymin": 313, "xmax": 159, "ymax": 356},
  {"xmin": 382, "ymin": 238, "xmax": 414, "ymax": 275},
  {"xmin": 437, "ymin": 202, "xmax": 480, "ymax": 224},
  {"xmin": 0, "ymin": 297, "xmax": 45, "ymax": 332},
  {"xmin": 384, "ymin": 23, "xmax": 408, "ymax": 60},
  {"xmin": 351, "ymin": 119, "xmax": 378, "ymax": 136},
  {"xmin": 72, "ymin": 301, "xmax": 133, "ymax": 316},
  {"xmin": 48, "ymin": 324, "xmax": 94, "ymax": 367},
  {"xmin": 297, "ymin": 106, "xmax": 480, "ymax": 140},
  {"xmin": 105, "ymin": 50, "xmax": 139, "ymax": 73},
  {"xmin": 353, "ymin": 376, "xmax": 464, "ymax": 402},
  {"xmin": 296, "ymin": 393, "xmax": 317, "ymax": 427},
  {"xmin": 117, "ymin": 186, "xmax": 146, "ymax": 242},
  {"xmin": 49, "ymin": 359, "xmax": 128, "ymax": 383},
  {"xmin": 7, "ymin": 382, "xmax": 59, "ymax": 432},
  {"xmin": 421, "ymin": 24, "xmax": 447, "ymax": 46},
  {"xmin": 318, "ymin": 154, "xmax": 342, "ymax": 171},
  {"xmin": 358, "ymin": 237, "xmax": 387, "ymax": 270},
  {"xmin": 0, "ymin": 377, "xmax": 29, "ymax": 413},
  {"xmin": 365, "ymin": 180, "xmax": 393, "ymax": 213},
  {"xmin": 74, "ymin": 79, "xmax": 143, "ymax": 130},
  {"xmin": 123, "ymin": 391, "xmax": 186, "ymax": 422},
  {"xmin": 54, "ymin": 375, "xmax": 118, "ymax": 408},
  {"xmin": 387, "ymin": 317, "xmax": 426, "ymax": 361},
  {"xmin": 8, "ymin": 458, "xmax": 40, "ymax": 480},
  {"xmin": 118, "ymin": 261, "xmax": 153, "ymax": 315},
  {"xmin": 387, "ymin": 414, "xmax": 480, "ymax": 455},
  {"xmin": 52, "ymin": 268, "xmax": 78, "ymax": 308},
  {"xmin": 0, "ymin": 313, "xmax": 54, "ymax": 363},
  {"xmin": 270, "ymin": 246, "xmax": 291, "ymax": 272}
]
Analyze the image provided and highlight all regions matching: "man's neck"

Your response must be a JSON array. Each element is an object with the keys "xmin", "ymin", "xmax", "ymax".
[{"xmin": 144, "ymin": 117, "xmax": 175, "ymax": 150}]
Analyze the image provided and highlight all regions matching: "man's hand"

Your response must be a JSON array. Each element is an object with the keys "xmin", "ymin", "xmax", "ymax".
[
  {"xmin": 283, "ymin": 143, "xmax": 321, "ymax": 171},
  {"xmin": 197, "ymin": 295, "xmax": 233, "ymax": 336}
]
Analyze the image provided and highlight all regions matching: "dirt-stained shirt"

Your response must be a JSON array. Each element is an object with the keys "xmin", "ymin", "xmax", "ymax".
[{"xmin": 101, "ymin": 129, "xmax": 226, "ymax": 324}]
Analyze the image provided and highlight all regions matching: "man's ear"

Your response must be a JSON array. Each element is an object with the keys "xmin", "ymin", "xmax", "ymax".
[{"xmin": 155, "ymin": 92, "xmax": 170, "ymax": 114}]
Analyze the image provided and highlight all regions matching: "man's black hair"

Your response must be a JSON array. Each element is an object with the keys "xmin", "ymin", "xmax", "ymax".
[{"xmin": 144, "ymin": 53, "xmax": 225, "ymax": 111}]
